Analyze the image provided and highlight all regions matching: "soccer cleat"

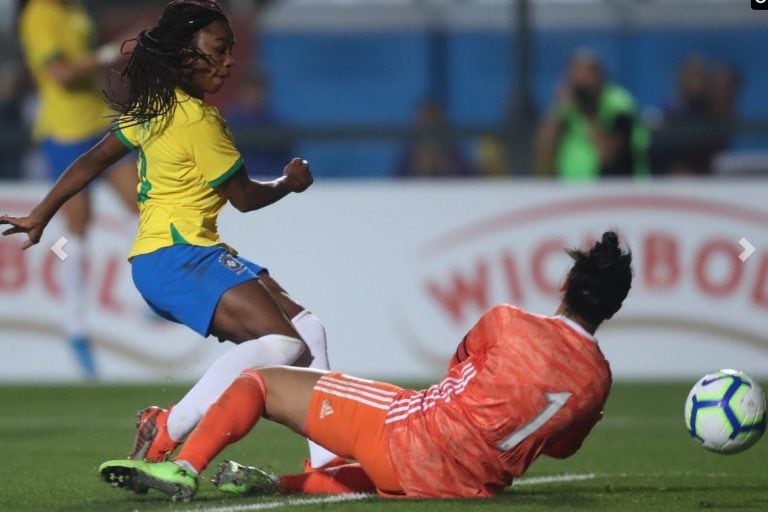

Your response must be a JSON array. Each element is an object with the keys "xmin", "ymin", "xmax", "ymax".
[
  {"xmin": 128, "ymin": 406, "xmax": 180, "ymax": 461},
  {"xmin": 70, "ymin": 335, "xmax": 97, "ymax": 379},
  {"xmin": 211, "ymin": 460, "xmax": 278, "ymax": 496},
  {"xmin": 99, "ymin": 459, "xmax": 198, "ymax": 502}
]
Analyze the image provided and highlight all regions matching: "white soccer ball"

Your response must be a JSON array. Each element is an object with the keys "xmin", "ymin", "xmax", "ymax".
[{"xmin": 684, "ymin": 369, "xmax": 766, "ymax": 454}]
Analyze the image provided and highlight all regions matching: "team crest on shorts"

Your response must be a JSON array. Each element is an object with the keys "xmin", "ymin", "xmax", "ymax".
[{"xmin": 219, "ymin": 253, "xmax": 246, "ymax": 274}]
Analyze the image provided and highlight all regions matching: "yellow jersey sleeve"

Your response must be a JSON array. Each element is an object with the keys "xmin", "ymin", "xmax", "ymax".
[
  {"xmin": 114, "ymin": 121, "xmax": 139, "ymax": 150},
  {"xmin": 181, "ymin": 104, "xmax": 243, "ymax": 187}
]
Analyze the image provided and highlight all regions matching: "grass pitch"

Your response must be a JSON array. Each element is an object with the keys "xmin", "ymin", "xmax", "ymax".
[{"xmin": 0, "ymin": 382, "xmax": 766, "ymax": 512}]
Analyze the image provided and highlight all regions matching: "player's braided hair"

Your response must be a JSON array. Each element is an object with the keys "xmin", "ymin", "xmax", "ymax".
[
  {"xmin": 564, "ymin": 231, "xmax": 632, "ymax": 327},
  {"xmin": 106, "ymin": 0, "xmax": 228, "ymax": 129}
]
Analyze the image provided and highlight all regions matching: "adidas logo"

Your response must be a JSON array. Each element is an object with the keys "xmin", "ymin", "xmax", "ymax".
[{"xmin": 320, "ymin": 399, "xmax": 334, "ymax": 419}]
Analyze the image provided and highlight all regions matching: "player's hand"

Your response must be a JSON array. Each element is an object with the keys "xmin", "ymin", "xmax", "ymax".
[
  {"xmin": 283, "ymin": 158, "xmax": 313, "ymax": 193},
  {"xmin": 94, "ymin": 43, "xmax": 122, "ymax": 66},
  {"xmin": 0, "ymin": 214, "xmax": 48, "ymax": 250}
]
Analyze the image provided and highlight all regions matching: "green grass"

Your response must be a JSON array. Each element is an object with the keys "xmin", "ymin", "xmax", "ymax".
[{"xmin": 0, "ymin": 382, "xmax": 766, "ymax": 512}]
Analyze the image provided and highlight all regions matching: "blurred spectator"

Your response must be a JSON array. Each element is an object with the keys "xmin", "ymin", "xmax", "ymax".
[
  {"xmin": 649, "ymin": 56, "xmax": 738, "ymax": 176},
  {"xmin": 474, "ymin": 91, "xmax": 536, "ymax": 177},
  {"xmin": 223, "ymin": 71, "xmax": 293, "ymax": 179},
  {"xmin": 475, "ymin": 134, "xmax": 508, "ymax": 177},
  {"xmin": 396, "ymin": 98, "xmax": 473, "ymax": 177},
  {"xmin": 0, "ymin": 60, "xmax": 27, "ymax": 179},
  {"xmin": 474, "ymin": 93, "xmax": 516, "ymax": 177},
  {"xmin": 535, "ymin": 50, "xmax": 649, "ymax": 180},
  {"xmin": 710, "ymin": 61, "xmax": 742, "ymax": 134}
]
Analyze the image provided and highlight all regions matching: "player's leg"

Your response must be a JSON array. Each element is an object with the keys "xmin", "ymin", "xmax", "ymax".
[
  {"xmin": 213, "ymin": 370, "xmax": 402, "ymax": 495},
  {"xmin": 259, "ymin": 274, "xmax": 331, "ymax": 371},
  {"xmin": 136, "ymin": 271, "xmax": 338, "ymax": 464},
  {"xmin": 40, "ymin": 137, "xmax": 98, "ymax": 379},
  {"xmin": 59, "ymin": 192, "xmax": 95, "ymax": 378},
  {"xmin": 164, "ymin": 278, "xmax": 311, "ymax": 440},
  {"xmin": 101, "ymin": 366, "xmax": 318, "ymax": 500},
  {"xmin": 101, "ymin": 367, "xmax": 399, "ymax": 500},
  {"xmin": 63, "ymin": 155, "xmax": 137, "ymax": 377},
  {"xmin": 258, "ymin": 273, "xmax": 339, "ymax": 468},
  {"xmin": 129, "ymin": 247, "xmax": 310, "ymax": 458},
  {"xmin": 214, "ymin": 460, "xmax": 375, "ymax": 496},
  {"xmin": 173, "ymin": 367, "xmax": 322, "ymax": 473}
]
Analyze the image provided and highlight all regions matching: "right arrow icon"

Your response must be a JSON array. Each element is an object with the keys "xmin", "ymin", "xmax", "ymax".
[{"xmin": 738, "ymin": 237, "xmax": 755, "ymax": 262}]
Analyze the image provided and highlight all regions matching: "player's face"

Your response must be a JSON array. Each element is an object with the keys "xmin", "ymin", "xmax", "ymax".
[{"xmin": 190, "ymin": 20, "xmax": 235, "ymax": 96}]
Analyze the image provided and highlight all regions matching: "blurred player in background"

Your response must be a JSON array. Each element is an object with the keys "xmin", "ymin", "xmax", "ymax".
[
  {"xmin": 536, "ymin": 49, "xmax": 649, "ymax": 181},
  {"xmin": 18, "ymin": 0, "xmax": 138, "ymax": 378},
  {"xmin": 98, "ymin": 231, "xmax": 633, "ymax": 501},
  {"xmin": 4, "ymin": 0, "xmax": 339, "ymax": 471}
]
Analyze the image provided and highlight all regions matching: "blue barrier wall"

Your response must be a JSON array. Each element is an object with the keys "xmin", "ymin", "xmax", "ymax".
[{"xmin": 259, "ymin": 26, "xmax": 768, "ymax": 178}]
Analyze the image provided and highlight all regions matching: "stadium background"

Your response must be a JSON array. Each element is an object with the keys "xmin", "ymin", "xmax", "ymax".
[{"xmin": 0, "ymin": 0, "xmax": 767, "ymax": 383}]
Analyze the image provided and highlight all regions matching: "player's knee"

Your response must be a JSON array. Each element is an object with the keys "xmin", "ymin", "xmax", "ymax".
[
  {"xmin": 290, "ymin": 338, "xmax": 312, "ymax": 367},
  {"xmin": 238, "ymin": 368, "xmax": 267, "ymax": 395},
  {"xmin": 291, "ymin": 343, "xmax": 313, "ymax": 368},
  {"xmin": 256, "ymin": 334, "xmax": 308, "ymax": 366}
]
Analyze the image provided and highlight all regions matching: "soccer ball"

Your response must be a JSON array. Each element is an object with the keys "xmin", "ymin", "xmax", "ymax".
[{"xmin": 684, "ymin": 369, "xmax": 766, "ymax": 454}]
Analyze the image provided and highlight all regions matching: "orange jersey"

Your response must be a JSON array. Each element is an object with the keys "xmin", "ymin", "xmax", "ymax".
[{"xmin": 384, "ymin": 305, "xmax": 612, "ymax": 498}]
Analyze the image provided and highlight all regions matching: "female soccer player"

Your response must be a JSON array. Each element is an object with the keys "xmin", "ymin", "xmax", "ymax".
[
  {"xmin": 3, "ymin": 0, "xmax": 338, "ymax": 470},
  {"xmin": 18, "ymin": 0, "xmax": 138, "ymax": 378},
  {"xmin": 98, "ymin": 231, "xmax": 633, "ymax": 501}
]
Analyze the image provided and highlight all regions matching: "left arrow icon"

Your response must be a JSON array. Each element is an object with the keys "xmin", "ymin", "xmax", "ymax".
[{"xmin": 51, "ymin": 236, "xmax": 69, "ymax": 261}]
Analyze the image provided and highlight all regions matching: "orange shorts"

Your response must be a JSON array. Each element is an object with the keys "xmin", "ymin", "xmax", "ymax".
[{"xmin": 304, "ymin": 372, "xmax": 403, "ymax": 494}]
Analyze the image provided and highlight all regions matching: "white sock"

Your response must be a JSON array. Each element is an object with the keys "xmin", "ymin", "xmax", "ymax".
[
  {"xmin": 292, "ymin": 311, "xmax": 339, "ymax": 467},
  {"xmin": 61, "ymin": 235, "xmax": 86, "ymax": 337},
  {"xmin": 292, "ymin": 311, "xmax": 330, "ymax": 371},
  {"xmin": 166, "ymin": 334, "xmax": 306, "ymax": 442}
]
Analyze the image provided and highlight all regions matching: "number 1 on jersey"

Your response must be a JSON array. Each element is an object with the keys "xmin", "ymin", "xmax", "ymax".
[{"xmin": 497, "ymin": 392, "xmax": 571, "ymax": 451}]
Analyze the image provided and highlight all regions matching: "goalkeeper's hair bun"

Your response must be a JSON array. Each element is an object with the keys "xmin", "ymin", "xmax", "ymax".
[{"xmin": 563, "ymin": 231, "xmax": 633, "ymax": 327}]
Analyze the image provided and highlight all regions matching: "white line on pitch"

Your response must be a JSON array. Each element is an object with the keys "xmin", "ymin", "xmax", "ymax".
[
  {"xmin": 514, "ymin": 473, "xmax": 596, "ymax": 486},
  {"xmin": 181, "ymin": 493, "xmax": 372, "ymax": 512},
  {"xmin": 181, "ymin": 473, "xmax": 597, "ymax": 512}
]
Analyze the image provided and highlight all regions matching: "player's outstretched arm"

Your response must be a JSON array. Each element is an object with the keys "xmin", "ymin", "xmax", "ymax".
[
  {"xmin": 544, "ymin": 409, "xmax": 603, "ymax": 459},
  {"xmin": 45, "ymin": 44, "xmax": 121, "ymax": 89},
  {"xmin": 219, "ymin": 158, "xmax": 313, "ymax": 213},
  {"xmin": 0, "ymin": 132, "xmax": 130, "ymax": 249}
]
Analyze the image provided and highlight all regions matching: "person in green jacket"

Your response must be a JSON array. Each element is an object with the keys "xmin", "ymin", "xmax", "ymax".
[{"xmin": 536, "ymin": 50, "xmax": 649, "ymax": 181}]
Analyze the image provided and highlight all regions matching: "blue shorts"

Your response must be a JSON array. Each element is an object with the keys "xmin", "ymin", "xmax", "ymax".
[
  {"xmin": 131, "ymin": 245, "xmax": 267, "ymax": 337},
  {"xmin": 40, "ymin": 136, "xmax": 103, "ymax": 181}
]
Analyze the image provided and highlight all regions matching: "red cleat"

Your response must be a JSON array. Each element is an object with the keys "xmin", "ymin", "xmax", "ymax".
[{"xmin": 128, "ymin": 406, "xmax": 180, "ymax": 461}]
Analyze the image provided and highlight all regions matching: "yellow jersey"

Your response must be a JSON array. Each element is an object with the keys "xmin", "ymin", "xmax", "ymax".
[
  {"xmin": 115, "ymin": 89, "xmax": 244, "ymax": 259},
  {"xmin": 19, "ymin": 0, "xmax": 111, "ymax": 141}
]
